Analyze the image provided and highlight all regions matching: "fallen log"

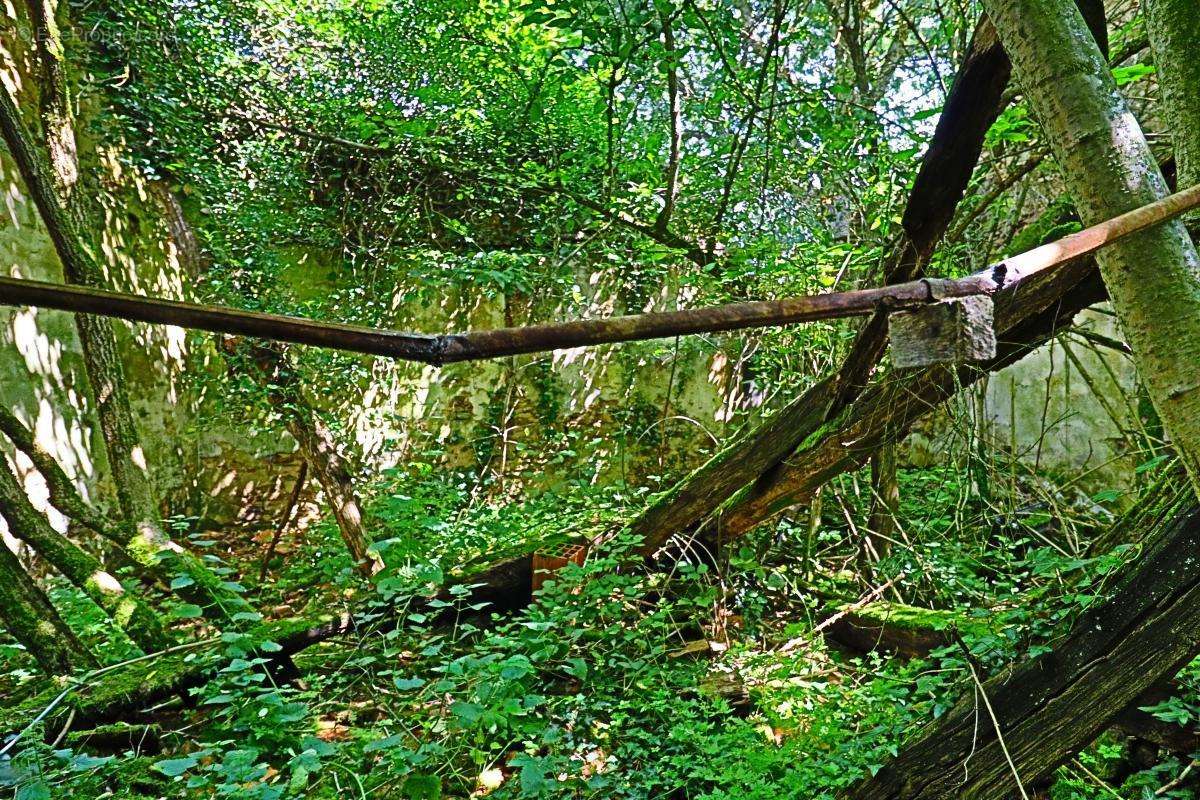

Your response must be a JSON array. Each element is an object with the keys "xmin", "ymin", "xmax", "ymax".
[
  {"xmin": 704, "ymin": 247, "xmax": 1108, "ymax": 542},
  {"xmin": 822, "ymin": 598, "xmax": 1200, "ymax": 757},
  {"xmin": 842, "ymin": 501, "xmax": 1200, "ymax": 799}
]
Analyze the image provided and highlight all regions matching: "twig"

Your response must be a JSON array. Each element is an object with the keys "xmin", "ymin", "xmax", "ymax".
[
  {"xmin": 778, "ymin": 572, "xmax": 906, "ymax": 653},
  {"xmin": 1157, "ymin": 758, "xmax": 1200, "ymax": 796},
  {"xmin": 259, "ymin": 460, "xmax": 309, "ymax": 581},
  {"xmin": 953, "ymin": 631, "xmax": 1030, "ymax": 800}
]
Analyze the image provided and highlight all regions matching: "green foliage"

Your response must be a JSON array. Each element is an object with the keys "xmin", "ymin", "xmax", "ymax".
[{"xmin": 1, "ymin": 0, "xmax": 1190, "ymax": 796}]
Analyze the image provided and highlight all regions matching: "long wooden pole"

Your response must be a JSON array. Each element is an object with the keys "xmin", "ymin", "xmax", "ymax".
[{"xmin": 1, "ymin": 183, "xmax": 1198, "ymax": 365}]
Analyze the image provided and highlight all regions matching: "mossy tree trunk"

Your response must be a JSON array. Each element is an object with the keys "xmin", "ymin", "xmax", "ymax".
[
  {"xmin": 982, "ymin": 0, "xmax": 1200, "ymax": 494},
  {"xmin": 0, "ymin": 540, "xmax": 94, "ymax": 674},
  {"xmin": 0, "ymin": 30, "xmax": 235, "ymax": 619},
  {"xmin": 25, "ymin": 0, "xmax": 78, "ymax": 207},
  {"xmin": 0, "ymin": 406, "xmax": 115, "ymax": 539},
  {"xmin": 1146, "ymin": 0, "xmax": 1200, "ymax": 190},
  {"xmin": 0, "ymin": 459, "xmax": 171, "ymax": 653}
]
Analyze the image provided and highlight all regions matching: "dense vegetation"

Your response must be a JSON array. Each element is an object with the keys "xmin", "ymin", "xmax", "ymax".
[{"xmin": 2, "ymin": 0, "xmax": 1200, "ymax": 797}]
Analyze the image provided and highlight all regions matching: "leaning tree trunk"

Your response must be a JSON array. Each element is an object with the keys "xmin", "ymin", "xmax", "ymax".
[
  {"xmin": 153, "ymin": 176, "xmax": 378, "ymax": 578},
  {"xmin": 0, "ymin": 406, "xmax": 223, "ymax": 611},
  {"xmin": 1146, "ymin": 0, "xmax": 1200, "ymax": 190},
  {"xmin": 0, "ymin": 57, "xmax": 234, "ymax": 618},
  {"xmin": 286, "ymin": 412, "xmax": 378, "ymax": 575},
  {"xmin": 0, "ymin": 459, "xmax": 171, "ymax": 653},
  {"xmin": 0, "ymin": 540, "xmax": 94, "ymax": 674},
  {"xmin": 0, "ymin": 406, "xmax": 115, "ymax": 539},
  {"xmin": 624, "ymin": 16, "xmax": 1009, "ymax": 553},
  {"xmin": 624, "ymin": 4, "xmax": 1105, "ymax": 557},
  {"xmin": 221, "ymin": 339, "xmax": 378, "ymax": 575},
  {"xmin": 25, "ymin": 0, "xmax": 78, "ymax": 206},
  {"xmin": 0, "ymin": 30, "xmax": 155, "ymax": 532},
  {"xmin": 982, "ymin": 0, "xmax": 1200, "ymax": 493}
]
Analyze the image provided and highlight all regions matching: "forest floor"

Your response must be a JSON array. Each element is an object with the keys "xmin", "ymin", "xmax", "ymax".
[{"xmin": 2, "ymin": 462, "xmax": 1195, "ymax": 799}]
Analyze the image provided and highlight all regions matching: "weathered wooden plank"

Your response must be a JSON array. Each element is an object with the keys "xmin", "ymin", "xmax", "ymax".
[{"xmin": 888, "ymin": 295, "xmax": 996, "ymax": 367}]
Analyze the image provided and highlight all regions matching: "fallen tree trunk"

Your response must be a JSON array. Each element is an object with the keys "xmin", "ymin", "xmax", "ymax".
[
  {"xmin": 842, "ymin": 501, "xmax": 1200, "ymax": 799},
  {"xmin": 0, "ymin": 178, "xmax": 1123, "ymax": 739},
  {"xmin": 625, "ymin": 3, "xmax": 1108, "ymax": 555},
  {"xmin": 624, "ymin": 15, "xmax": 1018, "ymax": 552},
  {"xmin": 822, "ymin": 598, "xmax": 1200, "ymax": 757}
]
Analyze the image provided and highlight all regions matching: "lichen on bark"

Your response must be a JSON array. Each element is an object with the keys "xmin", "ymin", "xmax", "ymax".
[{"xmin": 983, "ymin": 0, "xmax": 1200, "ymax": 497}]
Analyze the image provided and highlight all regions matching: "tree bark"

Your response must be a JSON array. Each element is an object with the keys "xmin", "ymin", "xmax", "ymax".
[
  {"xmin": 0, "ymin": 51, "xmax": 234, "ymax": 618},
  {"xmin": 25, "ymin": 0, "xmax": 78, "ymax": 207},
  {"xmin": 0, "ymin": 539, "xmax": 93, "ymax": 674},
  {"xmin": 983, "ymin": 0, "xmax": 1200, "ymax": 494},
  {"xmin": 1146, "ymin": 0, "xmax": 1200, "ymax": 189},
  {"xmin": 0, "ymin": 458, "xmax": 171, "ymax": 653},
  {"xmin": 0, "ymin": 29, "xmax": 155, "ymax": 528}
]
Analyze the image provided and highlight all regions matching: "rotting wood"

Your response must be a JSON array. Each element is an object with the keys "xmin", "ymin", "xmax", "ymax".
[
  {"xmin": 817, "ymin": 599, "xmax": 1200, "ymax": 753},
  {"xmin": 0, "ymin": 183, "xmax": 1197, "ymax": 365},
  {"xmin": 888, "ymin": 295, "xmax": 996, "ymax": 367},
  {"xmin": 842, "ymin": 502, "xmax": 1200, "ymax": 800}
]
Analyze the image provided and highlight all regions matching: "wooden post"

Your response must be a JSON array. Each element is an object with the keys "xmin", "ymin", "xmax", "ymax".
[{"xmin": 887, "ymin": 295, "xmax": 996, "ymax": 368}]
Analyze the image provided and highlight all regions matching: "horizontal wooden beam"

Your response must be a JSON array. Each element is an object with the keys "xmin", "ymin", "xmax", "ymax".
[{"xmin": 0, "ymin": 183, "xmax": 1197, "ymax": 365}]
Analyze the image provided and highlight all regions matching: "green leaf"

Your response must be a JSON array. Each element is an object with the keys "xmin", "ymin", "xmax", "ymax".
[
  {"xmin": 153, "ymin": 756, "xmax": 199, "ymax": 777},
  {"xmin": 169, "ymin": 575, "xmax": 195, "ymax": 590},
  {"xmin": 450, "ymin": 700, "xmax": 484, "ymax": 723},
  {"xmin": 16, "ymin": 782, "xmax": 50, "ymax": 800},
  {"xmin": 394, "ymin": 676, "xmax": 426, "ymax": 690},
  {"xmin": 402, "ymin": 774, "xmax": 442, "ymax": 799},
  {"xmin": 1112, "ymin": 63, "xmax": 1155, "ymax": 86},
  {"xmin": 173, "ymin": 604, "xmax": 204, "ymax": 619},
  {"xmin": 363, "ymin": 734, "xmax": 405, "ymax": 753}
]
